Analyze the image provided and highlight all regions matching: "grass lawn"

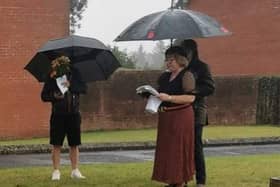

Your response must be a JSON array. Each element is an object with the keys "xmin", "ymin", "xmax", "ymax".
[
  {"xmin": 0, "ymin": 125, "xmax": 279, "ymax": 145},
  {"xmin": 0, "ymin": 154, "xmax": 278, "ymax": 187}
]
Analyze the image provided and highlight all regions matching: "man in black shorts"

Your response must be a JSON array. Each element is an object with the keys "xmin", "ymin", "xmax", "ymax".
[{"xmin": 41, "ymin": 58, "xmax": 87, "ymax": 181}]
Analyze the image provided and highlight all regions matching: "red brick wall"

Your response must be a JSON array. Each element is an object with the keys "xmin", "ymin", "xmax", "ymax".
[
  {"xmin": 80, "ymin": 70, "xmax": 160, "ymax": 131},
  {"xmin": 207, "ymin": 76, "xmax": 258, "ymax": 125},
  {"xmin": 79, "ymin": 70, "xmax": 259, "ymax": 132},
  {"xmin": 1, "ymin": 0, "xmax": 279, "ymax": 139},
  {"xmin": 0, "ymin": 0, "xmax": 69, "ymax": 139},
  {"xmin": 188, "ymin": 0, "xmax": 280, "ymax": 76}
]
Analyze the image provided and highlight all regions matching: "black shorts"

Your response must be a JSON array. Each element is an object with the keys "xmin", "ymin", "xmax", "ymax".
[{"xmin": 50, "ymin": 113, "xmax": 81, "ymax": 146}]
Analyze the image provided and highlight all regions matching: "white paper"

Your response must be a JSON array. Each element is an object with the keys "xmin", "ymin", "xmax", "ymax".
[
  {"xmin": 136, "ymin": 85, "xmax": 159, "ymax": 96},
  {"xmin": 145, "ymin": 95, "xmax": 162, "ymax": 114},
  {"xmin": 56, "ymin": 75, "xmax": 68, "ymax": 94}
]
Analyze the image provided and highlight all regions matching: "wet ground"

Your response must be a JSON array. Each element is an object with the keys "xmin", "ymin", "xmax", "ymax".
[{"xmin": 0, "ymin": 144, "xmax": 279, "ymax": 168}]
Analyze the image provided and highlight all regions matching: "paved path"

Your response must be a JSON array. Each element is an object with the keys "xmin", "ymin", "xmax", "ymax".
[{"xmin": 0, "ymin": 144, "xmax": 280, "ymax": 168}]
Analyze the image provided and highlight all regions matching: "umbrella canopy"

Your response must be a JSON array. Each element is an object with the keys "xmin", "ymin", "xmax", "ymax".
[
  {"xmin": 115, "ymin": 9, "xmax": 231, "ymax": 41},
  {"xmin": 25, "ymin": 35, "xmax": 120, "ymax": 82}
]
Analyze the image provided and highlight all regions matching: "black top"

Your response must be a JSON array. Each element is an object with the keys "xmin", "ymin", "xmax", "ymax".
[
  {"xmin": 41, "ymin": 67, "xmax": 87, "ymax": 115},
  {"xmin": 187, "ymin": 45, "xmax": 215, "ymax": 125},
  {"xmin": 158, "ymin": 68, "xmax": 195, "ymax": 107}
]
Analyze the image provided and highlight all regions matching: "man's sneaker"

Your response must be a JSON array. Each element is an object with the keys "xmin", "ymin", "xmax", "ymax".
[
  {"xmin": 71, "ymin": 168, "xmax": 86, "ymax": 179},
  {"xmin": 51, "ymin": 169, "xmax": 60, "ymax": 181}
]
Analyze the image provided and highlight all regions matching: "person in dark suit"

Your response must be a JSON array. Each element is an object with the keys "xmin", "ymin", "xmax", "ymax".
[{"xmin": 177, "ymin": 39, "xmax": 215, "ymax": 187}]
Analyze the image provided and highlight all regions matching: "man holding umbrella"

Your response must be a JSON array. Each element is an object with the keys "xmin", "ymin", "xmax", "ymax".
[
  {"xmin": 41, "ymin": 55, "xmax": 87, "ymax": 181},
  {"xmin": 176, "ymin": 39, "xmax": 215, "ymax": 187},
  {"xmin": 25, "ymin": 35, "xmax": 121, "ymax": 181}
]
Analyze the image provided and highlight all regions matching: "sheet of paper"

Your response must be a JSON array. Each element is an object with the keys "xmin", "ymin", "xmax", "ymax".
[
  {"xmin": 136, "ymin": 85, "xmax": 159, "ymax": 96},
  {"xmin": 145, "ymin": 95, "xmax": 162, "ymax": 114},
  {"xmin": 56, "ymin": 75, "xmax": 68, "ymax": 94}
]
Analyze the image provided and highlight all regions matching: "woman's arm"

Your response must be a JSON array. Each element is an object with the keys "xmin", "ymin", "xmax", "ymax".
[
  {"xmin": 41, "ymin": 80, "xmax": 64, "ymax": 102},
  {"xmin": 41, "ymin": 81, "xmax": 56, "ymax": 102},
  {"xmin": 158, "ymin": 93, "xmax": 195, "ymax": 104}
]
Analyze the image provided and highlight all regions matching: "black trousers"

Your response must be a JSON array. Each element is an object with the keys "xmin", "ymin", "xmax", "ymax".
[{"xmin": 195, "ymin": 123, "xmax": 206, "ymax": 184}]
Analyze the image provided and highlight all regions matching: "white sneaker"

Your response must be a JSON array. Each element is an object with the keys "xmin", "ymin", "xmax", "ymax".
[
  {"xmin": 71, "ymin": 168, "xmax": 86, "ymax": 179},
  {"xmin": 51, "ymin": 169, "xmax": 60, "ymax": 181}
]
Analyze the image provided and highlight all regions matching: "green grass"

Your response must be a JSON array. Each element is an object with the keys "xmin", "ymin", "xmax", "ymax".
[
  {"xmin": 0, "ymin": 154, "xmax": 278, "ymax": 187},
  {"xmin": 203, "ymin": 125, "xmax": 280, "ymax": 139},
  {"xmin": 0, "ymin": 125, "xmax": 279, "ymax": 146}
]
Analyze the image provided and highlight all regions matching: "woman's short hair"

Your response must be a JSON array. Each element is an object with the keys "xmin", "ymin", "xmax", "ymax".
[{"xmin": 165, "ymin": 46, "xmax": 189, "ymax": 67}]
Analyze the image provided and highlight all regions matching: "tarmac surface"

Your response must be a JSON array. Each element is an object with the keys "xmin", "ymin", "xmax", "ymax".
[{"xmin": 0, "ymin": 144, "xmax": 280, "ymax": 168}]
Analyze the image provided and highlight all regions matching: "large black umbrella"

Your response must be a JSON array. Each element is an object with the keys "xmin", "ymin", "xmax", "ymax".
[
  {"xmin": 25, "ymin": 35, "xmax": 120, "ymax": 82},
  {"xmin": 114, "ymin": 9, "xmax": 231, "ymax": 41}
]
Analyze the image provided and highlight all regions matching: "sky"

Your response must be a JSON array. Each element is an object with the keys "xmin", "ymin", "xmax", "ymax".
[{"xmin": 76, "ymin": 0, "xmax": 171, "ymax": 52}]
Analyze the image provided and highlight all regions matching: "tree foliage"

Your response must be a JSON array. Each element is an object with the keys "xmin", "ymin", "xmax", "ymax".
[
  {"xmin": 111, "ymin": 46, "xmax": 136, "ymax": 69},
  {"xmin": 70, "ymin": 0, "xmax": 88, "ymax": 34},
  {"xmin": 131, "ymin": 42, "xmax": 168, "ymax": 70},
  {"xmin": 132, "ymin": 45, "xmax": 149, "ymax": 70},
  {"xmin": 150, "ymin": 41, "xmax": 167, "ymax": 69},
  {"xmin": 174, "ymin": 0, "xmax": 190, "ymax": 9}
]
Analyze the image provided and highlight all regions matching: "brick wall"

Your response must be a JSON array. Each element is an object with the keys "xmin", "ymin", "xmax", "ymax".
[
  {"xmin": 1, "ymin": 0, "xmax": 279, "ymax": 139},
  {"xmin": 0, "ymin": 0, "xmax": 69, "ymax": 139},
  {"xmin": 79, "ymin": 70, "xmax": 259, "ymax": 132},
  {"xmin": 207, "ymin": 76, "xmax": 258, "ymax": 125},
  {"xmin": 188, "ymin": 0, "xmax": 280, "ymax": 76},
  {"xmin": 80, "ymin": 70, "xmax": 161, "ymax": 131}
]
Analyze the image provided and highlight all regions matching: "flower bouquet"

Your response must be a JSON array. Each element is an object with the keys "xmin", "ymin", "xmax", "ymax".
[
  {"xmin": 50, "ymin": 56, "xmax": 71, "ymax": 94},
  {"xmin": 50, "ymin": 56, "xmax": 71, "ymax": 79}
]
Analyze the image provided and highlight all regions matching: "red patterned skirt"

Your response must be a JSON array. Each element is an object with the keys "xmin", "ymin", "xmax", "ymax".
[{"xmin": 152, "ymin": 104, "xmax": 195, "ymax": 184}]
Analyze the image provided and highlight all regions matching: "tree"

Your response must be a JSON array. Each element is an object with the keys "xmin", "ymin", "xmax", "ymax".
[
  {"xmin": 70, "ymin": 0, "xmax": 88, "ymax": 34},
  {"xmin": 149, "ymin": 41, "xmax": 167, "ymax": 70},
  {"xmin": 153, "ymin": 41, "xmax": 167, "ymax": 56},
  {"xmin": 174, "ymin": 0, "xmax": 190, "ymax": 9},
  {"xmin": 132, "ymin": 45, "xmax": 149, "ymax": 70},
  {"xmin": 111, "ymin": 46, "xmax": 136, "ymax": 69}
]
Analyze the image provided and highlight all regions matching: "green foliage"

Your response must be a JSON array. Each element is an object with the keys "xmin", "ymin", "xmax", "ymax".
[
  {"xmin": 70, "ymin": 0, "xmax": 88, "ymax": 34},
  {"xmin": 150, "ymin": 41, "xmax": 167, "ymax": 70},
  {"xmin": 257, "ymin": 76, "xmax": 280, "ymax": 125},
  {"xmin": 153, "ymin": 41, "xmax": 167, "ymax": 54},
  {"xmin": 133, "ymin": 45, "xmax": 148, "ymax": 69},
  {"xmin": 131, "ymin": 41, "xmax": 168, "ymax": 70},
  {"xmin": 174, "ymin": 0, "xmax": 191, "ymax": 9},
  {"xmin": 111, "ymin": 46, "xmax": 136, "ymax": 69}
]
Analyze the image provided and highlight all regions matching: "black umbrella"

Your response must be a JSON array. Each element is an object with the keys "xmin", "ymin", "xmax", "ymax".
[
  {"xmin": 114, "ymin": 9, "xmax": 231, "ymax": 41},
  {"xmin": 25, "ymin": 35, "xmax": 120, "ymax": 82}
]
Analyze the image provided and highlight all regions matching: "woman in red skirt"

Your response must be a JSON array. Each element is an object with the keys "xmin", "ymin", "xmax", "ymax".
[{"xmin": 152, "ymin": 46, "xmax": 196, "ymax": 187}]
